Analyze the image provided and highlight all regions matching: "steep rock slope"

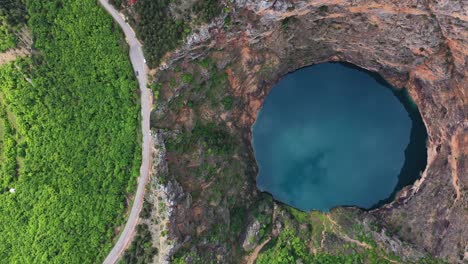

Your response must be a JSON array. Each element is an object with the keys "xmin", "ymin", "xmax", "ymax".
[{"xmin": 140, "ymin": 0, "xmax": 466, "ymax": 263}]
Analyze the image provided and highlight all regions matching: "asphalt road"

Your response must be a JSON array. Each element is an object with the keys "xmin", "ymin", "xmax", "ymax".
[{"xmin": 98, "ymin": 1, "xmax": 153, "ymax": 263}]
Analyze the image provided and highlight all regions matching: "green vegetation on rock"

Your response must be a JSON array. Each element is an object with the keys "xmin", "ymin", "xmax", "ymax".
[
  {"xmin": 257, "ymin": 229, "xmax": 313, "ymax": 264},
  {"xmin": 129, "ymin": 0, "xmax": 223, "ymax": 67},
  {"xmin": 192, "ymin": 0, "xmax": 223, "ymax": 23},
  {"xmin": 167, "ymin": 122, "xmax": 235, "ymax": 155},
  {"xmin": 256, "ymin": 206, "xmax": 445, "ymax": 264},
  {"xmin": 0, "ymin": 0, "xmax": 141, "ymax": 262},
  {"xmin": 122, "ymin": 223, "xmax": 158, "ymax": 264}
]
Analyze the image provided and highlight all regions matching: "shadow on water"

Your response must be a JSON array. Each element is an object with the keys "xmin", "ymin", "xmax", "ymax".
[
  {"xmin": 256, "ymin": 62, "xmax": 428, "ymax": 212},
  {"xmin": 370, "ymin": 88, "xmax": 428, "ymax": 209},
  {"xmin": 336, "ymin": 62, "xmax": 428, "ymax": 209}
]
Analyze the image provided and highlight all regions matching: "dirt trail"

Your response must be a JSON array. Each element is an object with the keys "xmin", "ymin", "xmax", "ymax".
[
  {"xmin": 326, "ymin": 215, "xmax": 372, "ymax": 249},
  {"xmin": 246, "ymin": 237, "xmax": 271, "ymax": 264},
  {"xmin": 0, "ymin": 47, "xmax": 29, "ymax": 66},
  {"xmin": 326, "ymin": 215, "xmax": 399, "ymax": 264}
]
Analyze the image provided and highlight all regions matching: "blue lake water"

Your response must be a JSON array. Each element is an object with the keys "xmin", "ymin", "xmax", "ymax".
[{"xmin": 253, "ymin": 63, "xmax": 427, "ymax": 211}]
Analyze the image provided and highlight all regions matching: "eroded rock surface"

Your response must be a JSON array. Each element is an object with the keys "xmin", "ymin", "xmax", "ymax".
[{"xmin": 146, "ymin": 0, "xmax": 466, "ymax": 263}]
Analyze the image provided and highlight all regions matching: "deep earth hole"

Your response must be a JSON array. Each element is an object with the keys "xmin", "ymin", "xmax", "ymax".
[{"xmin": 253, "ymin": 63, "xmax": 427, "ymax": 211}]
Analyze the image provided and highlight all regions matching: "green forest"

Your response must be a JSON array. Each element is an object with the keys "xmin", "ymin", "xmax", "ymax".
[
  {"xmin": 0, "ymin": 96, "xmax": 20, "ymax": 190},
  {"xmin": 130, "ymin": 0, "xmax": 222, "ymax": 67},
  {"xmin": 0, "ymin": 16, "xmax": 16, "ymax": 52},
  {"xmin": 132, "ymin": 0, "xmax": 188, "ymax": 68},
  {"xmin": 0, "ymin": 0, "xmax": 28, "ymax": 52},
  {"xmin": 0, "ymin": 0, "xmax": 27, "ymax": 26},
  {"xmin": 0, "ymin": 0, "xmax": 141, "ymax": 262}
]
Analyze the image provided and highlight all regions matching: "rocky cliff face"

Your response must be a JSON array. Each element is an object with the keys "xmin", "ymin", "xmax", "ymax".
[{"xmin": 147, "ymin": 0, "xmax": 466, "ymax": 263}]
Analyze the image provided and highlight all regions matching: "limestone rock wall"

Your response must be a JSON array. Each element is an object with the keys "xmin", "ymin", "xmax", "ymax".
[{"xmin": 149, "ymin": 0, "xmax": 466, "ymax": 262}]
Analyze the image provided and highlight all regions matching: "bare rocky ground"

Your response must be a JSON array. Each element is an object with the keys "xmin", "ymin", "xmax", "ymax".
[
  {"xmin": 0, "ymin": 28, "xmax": 32, "ymax": 66},
  {"xmin": 143, "ymin": 132, "xmax": 178, "ymax": 263},
  {"xmin": 0, "ymin": 47, "xmax": 28, "ymax": 66},
  {"xmin": 139, "ymin": 0, "xmax": 466, "ymax": 263}
]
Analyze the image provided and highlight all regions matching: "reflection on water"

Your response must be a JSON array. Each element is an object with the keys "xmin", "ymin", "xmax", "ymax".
[{"xmin": 253, "ymin": 63, "xmax": 426, "ymax": 211}]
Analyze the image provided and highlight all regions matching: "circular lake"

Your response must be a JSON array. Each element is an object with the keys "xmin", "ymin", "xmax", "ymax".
[{"xmin": 253, "ymin": 62, "xmax": 427, "ymax": 211}]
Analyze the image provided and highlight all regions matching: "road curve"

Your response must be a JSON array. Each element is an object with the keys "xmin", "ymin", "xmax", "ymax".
[{"xmin": 98, "ymin": 1, "xmax": 153, "ymax": 263}]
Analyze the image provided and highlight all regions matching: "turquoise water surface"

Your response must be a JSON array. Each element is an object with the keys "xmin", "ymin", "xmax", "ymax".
[{"xmin": 253, "ymin": 63, "xmax": 427, "ymax": 211}]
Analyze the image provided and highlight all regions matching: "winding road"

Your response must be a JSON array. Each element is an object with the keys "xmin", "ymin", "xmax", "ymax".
[{"xmin": 98, "ymin": 1, "xmax": 153, "ymax": 263}]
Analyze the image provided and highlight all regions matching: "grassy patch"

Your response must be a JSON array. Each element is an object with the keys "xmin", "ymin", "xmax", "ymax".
[
  {"xmin": 256, "ymin": 229, "xmax": 313, "ymax": 264},
  {"xmin": 287, "ymin": 206, "xmax": 310, "ymax": 223}
]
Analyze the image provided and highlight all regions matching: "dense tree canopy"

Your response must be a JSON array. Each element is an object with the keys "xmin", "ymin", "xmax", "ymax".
[
  {"xmin": 132, "ymin": 0, "xmax": 187, "ymax": 68},
  {"xmin": 0, "ymin": 16, "xmax": 16, "ymax": 51},
  {"xmin": 0, "ymin": 0, "xmax": 27, "ymax": 52},
  {"xmin": 0, "ymin": 0, "xmax": 141, "ymax": 262},
  {"xmin": 131, "ymin": 0, "xmax": 222, "ymax": 67},
  {"xmin": 0, "ymin": 0, "xmax": 27, "ymax": 26}
]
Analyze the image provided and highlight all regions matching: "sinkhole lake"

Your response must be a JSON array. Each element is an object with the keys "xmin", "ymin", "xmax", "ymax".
[{"xmin": 253, "ymin": 63, "xmax": 427, "ymax": 211}]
